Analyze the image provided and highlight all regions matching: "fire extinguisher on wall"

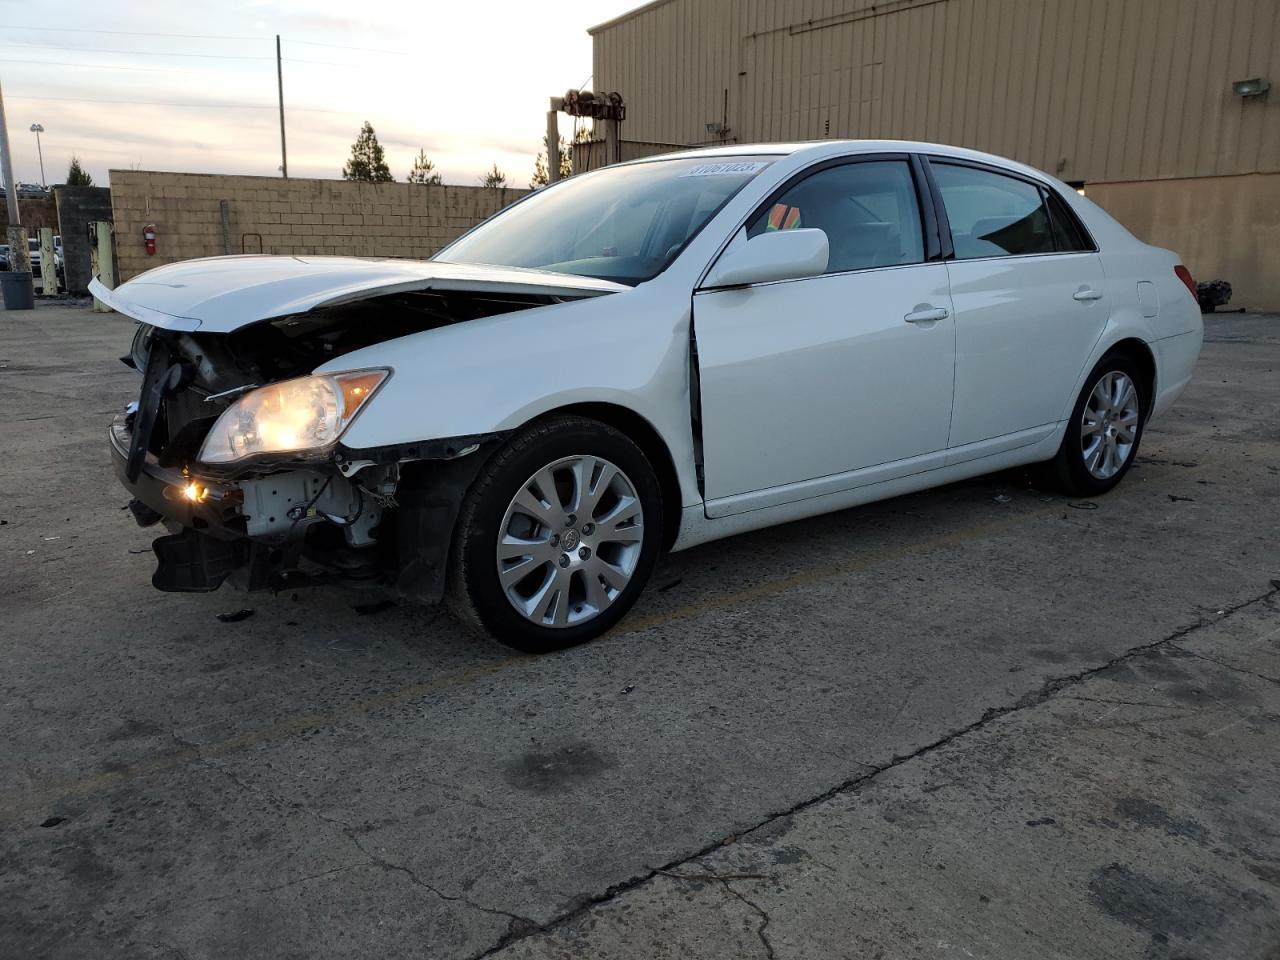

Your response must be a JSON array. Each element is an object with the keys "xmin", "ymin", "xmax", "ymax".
[{"xmin": 143, "ymin": 223, "xmax": 157, "ymax": 256}]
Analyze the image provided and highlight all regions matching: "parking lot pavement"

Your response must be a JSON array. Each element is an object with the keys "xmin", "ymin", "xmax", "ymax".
[{"xmin": 1, "ymin": 303, "xmax": 1277, "ymax": 959}]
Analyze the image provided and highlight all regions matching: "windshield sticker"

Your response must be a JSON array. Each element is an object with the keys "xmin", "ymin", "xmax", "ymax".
[{"xmin": 679, "ymin": 161, "xmax": 769, "ymax": 178}]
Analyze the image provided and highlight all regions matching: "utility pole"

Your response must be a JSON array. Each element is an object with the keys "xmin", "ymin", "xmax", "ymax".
[
  {"xmin": 0, "ymin": 75, "xmax": 32, "ymax": 277},
  {"xmin": 276, "ymin": 35, "xmax": 288, "ymax": 178},
  {"xmin": 546, "ymin": 99, "xmax": 561, "ymax": 184}
]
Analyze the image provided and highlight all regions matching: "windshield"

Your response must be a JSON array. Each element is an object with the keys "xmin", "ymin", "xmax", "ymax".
[{"xmin": 436, "ymin": 156, "xmax": 777, "ymax": 285}]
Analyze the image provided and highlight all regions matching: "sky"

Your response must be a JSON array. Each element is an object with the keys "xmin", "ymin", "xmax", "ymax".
[{"xmin": 1, "ymin": 0, "xmax": 640, "ymax": 189}]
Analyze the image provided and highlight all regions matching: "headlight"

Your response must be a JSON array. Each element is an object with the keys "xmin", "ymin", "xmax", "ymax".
[{"xmin": 197, "ymin": 369, "xmax": 388, "ymax": 465}]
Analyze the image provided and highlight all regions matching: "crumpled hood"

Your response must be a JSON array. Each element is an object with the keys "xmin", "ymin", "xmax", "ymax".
[{"xmin": 89, "ymin": 255, "xmax": 626, "ymax": 333}]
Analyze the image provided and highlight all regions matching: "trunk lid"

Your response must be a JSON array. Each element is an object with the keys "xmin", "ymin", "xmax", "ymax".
[{"xmin": 91, "ymin": 255, "xmax": 626, "ymax": 332}]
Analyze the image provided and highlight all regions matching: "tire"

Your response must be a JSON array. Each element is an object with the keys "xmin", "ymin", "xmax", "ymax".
[
  {"xmin": 1046, "ymin": 351, "xmax": 1148, "ymax": 497},
  {"xmin": 446, "ymin": 416, "xmax": 663, "ymax": 653}
]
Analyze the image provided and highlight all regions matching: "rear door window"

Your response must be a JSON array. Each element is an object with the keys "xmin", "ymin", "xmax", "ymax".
[{"xmin": 932, "ymin": 163, "xmax": 1055, "ymax": 259}]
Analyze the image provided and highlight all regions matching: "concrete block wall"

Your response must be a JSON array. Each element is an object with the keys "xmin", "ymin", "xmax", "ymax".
[
  {"xmin": 108, "ymin": 171, "xmax": 530, "ymax": 283},
  {"xmin": 54, "ymin": 186, "xmax": 114, "ymax": 295}
]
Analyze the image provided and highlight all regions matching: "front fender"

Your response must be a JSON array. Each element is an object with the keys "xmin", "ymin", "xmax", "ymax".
[{"xmin": 317, "ymin": 290, "xmax": 703, "ymax": 507}]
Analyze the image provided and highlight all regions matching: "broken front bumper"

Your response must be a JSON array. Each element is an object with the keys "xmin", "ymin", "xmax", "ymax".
[
  {"xmin": 111, "ymin": 413, "xmax": 500, "ymax": 601},
  {"xmin": 110, "ymin": 415, "xmax": 243, "ymax": 539},
  {"xmin": 111, "ymin": 414, "xmax": 272, "ymax": 592},
  {"xmin": 111, "ymin": 414, "xmax": 380, "ymax": 593}
]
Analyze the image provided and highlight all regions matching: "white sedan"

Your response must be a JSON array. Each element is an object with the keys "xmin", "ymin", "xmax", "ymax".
[{"xmin": 97, "ymin": 140, "xmax": 1203, "ymax": 651}]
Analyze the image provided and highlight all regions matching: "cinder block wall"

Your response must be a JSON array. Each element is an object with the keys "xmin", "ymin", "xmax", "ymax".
[
  {"xmin": 54, "ymin": 186, "xmax": 114, "ymax": 295},
  {"xmin": 108, "ymin": 171, "xmax": 529, "ymax": 283}
]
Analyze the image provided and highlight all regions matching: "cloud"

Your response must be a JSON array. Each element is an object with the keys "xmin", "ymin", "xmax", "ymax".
[{"xmin": 2, "ymin": 0, "xmax": 639, "ymax": 186}]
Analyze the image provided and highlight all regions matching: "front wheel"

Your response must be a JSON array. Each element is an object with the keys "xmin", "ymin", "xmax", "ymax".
[
  {"xmin": 446, "ymin": 416, "xmax": 663, "ymax": 653},
  {"xmin": 1046, "ymin": 352, "xmax": 1147, "ymax": 496}
]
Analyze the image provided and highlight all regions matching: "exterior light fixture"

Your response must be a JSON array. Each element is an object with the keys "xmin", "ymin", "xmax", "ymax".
[{"xmin": 1232, "ymin": 78, "xmax": 1270, "ymax": 98}]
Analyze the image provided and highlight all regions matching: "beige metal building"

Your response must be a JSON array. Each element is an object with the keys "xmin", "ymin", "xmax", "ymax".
[{"xmin": 588, "ymin": 0, "xmax": 1280, "ymax": 308}]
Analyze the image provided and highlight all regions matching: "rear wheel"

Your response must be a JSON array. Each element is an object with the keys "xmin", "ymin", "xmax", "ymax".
[
  {"xmin": 1047, "ymin": 352, "xmax": 1147, "ymax": 496},
  {"xmin": 446, "ymin": 416, "xmax": 663, "ymax": 652}
]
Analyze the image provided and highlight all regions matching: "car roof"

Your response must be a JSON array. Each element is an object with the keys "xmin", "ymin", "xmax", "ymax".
[{"xmin": 625, "ymin": 139, "xmax": 1060, "ymax": 186}]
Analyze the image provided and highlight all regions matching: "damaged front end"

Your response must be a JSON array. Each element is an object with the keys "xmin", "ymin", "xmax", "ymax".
[{"xmin": 108, "ymin": 286, "xmax": 558, "ymax": 600}]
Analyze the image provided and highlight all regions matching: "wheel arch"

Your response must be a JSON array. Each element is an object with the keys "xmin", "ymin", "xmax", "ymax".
[
  {"xmin": 1101, "ymin": 337, "xmax": 1157, "ymax": 420},
  {"xmin": 524, "ymin": 401, "xmax": 684, "ymax": 550}
]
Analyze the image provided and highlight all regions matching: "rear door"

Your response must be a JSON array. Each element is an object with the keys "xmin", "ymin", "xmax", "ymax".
[
  {"xmin": 693, "ymin": 155, "xmax": 956, "ymax": 517},
  {"xmin": 927, "ymin": 159, "xmax": 1109, "ymax": 456}
]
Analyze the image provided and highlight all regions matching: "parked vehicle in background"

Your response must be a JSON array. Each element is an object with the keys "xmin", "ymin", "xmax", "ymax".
[
  {"xmin": 96, "ymin": 140, "xmax": 1203, "ymax": 651},
  {"xmin": 0, "ymin": 245, "xmax": 9, "ymax": 271},
  {"xmin": 15, "ymin": 183, "xmax": 50, "ymax": 199}
]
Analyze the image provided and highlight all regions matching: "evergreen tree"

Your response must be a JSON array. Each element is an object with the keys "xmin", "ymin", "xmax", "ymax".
[
  {"xmin": 531, "ymin": 128, "xmax": 589, "ymax": 187},
  {"xmin": 407, "ymin": 149, "xmax": 443, "ymax": 185},
  {"xmin": 342, "ymin": 122, "xmax": 393, "ymax": 182},
  {"xmin": 65, "ymin": 156, "xmax": 93, "ymax": 186},
  {"xmin": 479, "ymin": 163, "xmax": 508, "ymax": 188}
]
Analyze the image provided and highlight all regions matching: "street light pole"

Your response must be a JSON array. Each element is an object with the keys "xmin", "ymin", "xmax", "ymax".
[{"xmin": 29, "ymin": 123, "xmax": 45, "ymax": 187}]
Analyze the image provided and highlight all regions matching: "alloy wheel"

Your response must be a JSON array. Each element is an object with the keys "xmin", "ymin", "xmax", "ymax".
[
  {"xmin": 496, "ymin": 455, "xmax": 645, "ymax": 628},
  {"xmin": 1081, "ymin": 370, "xmax": 1140, "ymax": 480}
]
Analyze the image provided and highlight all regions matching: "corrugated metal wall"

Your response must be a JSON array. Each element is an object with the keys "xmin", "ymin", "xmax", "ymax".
[{"xmin": 592, "ymin": 0, "xmax": 1280, "ymax": 182}]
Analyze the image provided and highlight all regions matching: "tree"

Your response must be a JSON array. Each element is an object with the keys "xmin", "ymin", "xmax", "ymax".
[
  {"xmin": 531, "ymin": 128, "xmax": 591, "ymax": 187},
  {"xmin": 479, "ymin": 163, "xmax": 507, "ymax": 188},
  {"xmin": 530, "ymin": 135, "xmax": 572, "ymax": 187},
  {"xmin": 406, "ymin": 149, "xmax": 442, "ymax": 185},
  {"xmin": 342, "ymin": 121, "xmax": 393, "ymax": 182},
  {"xmin": 65, "ymin": 156, "xmax": 93, "ymax": 186}
]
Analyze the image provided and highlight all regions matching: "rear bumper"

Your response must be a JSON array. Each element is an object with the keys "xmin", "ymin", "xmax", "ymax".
[{"xmin": 1150, "ymin": 328, "xmax": 1203, "ymax": 422}]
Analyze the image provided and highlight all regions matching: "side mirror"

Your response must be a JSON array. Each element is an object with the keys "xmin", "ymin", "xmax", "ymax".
[{"xmin": 702, "ymin": 228, "xmax": 829, "ymax": 289}]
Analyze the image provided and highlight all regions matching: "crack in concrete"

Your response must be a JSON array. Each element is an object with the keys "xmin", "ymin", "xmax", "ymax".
[
  {"xmin": 719, "ymin": 880, "xmax": 776, "ymax": 960},
  {"xmin": 334, "ymin": 817, "xmax": 539, "ymax": 938},
  {"xmin": 172, "ymin": 731, "xmax": 537, "ymax": 936},
  {"xmin": 1173, "ymin": 648, "xmax": 1280, "ymax": 687},
  {"xmin": 469, "ymin": 584, "xmax": 1280, "ymax": 960}
]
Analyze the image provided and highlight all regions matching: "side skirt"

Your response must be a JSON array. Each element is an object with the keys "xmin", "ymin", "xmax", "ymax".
[{"xmin": 671, "ymin": 426, "xmax": 1064, "ymax": 553}]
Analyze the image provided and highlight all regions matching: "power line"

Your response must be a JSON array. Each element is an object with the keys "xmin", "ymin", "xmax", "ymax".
[
  {"xmin": 1, "ymin": 42, "xmax": 350, "ymax": 67},
  {"xmin": 3, "ymin": 25, "xmax": 263, "ymax": 41},
  {"xmin": 2, "ymin": 56, "xmax": 233, "ymax": 75},
  {"xmin": 7, "ymin": 94, "xmax": 351, "ymax": 115},
  {"xmin": 284, "ymin": 38, "xmax": 416, "ymax": 57},
  {"xmin": 0, "ymin": 41, "xmax": 273, "ymax": 60},
  {"xmin": 3, "ymin": 26, "xmax": 419, "ymax": 59}
]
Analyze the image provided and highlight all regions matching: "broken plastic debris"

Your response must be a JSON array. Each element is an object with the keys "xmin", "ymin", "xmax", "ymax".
[
  {"xmin": 215, "ymin": 608, "xmax": 255, "ymax": 623},
  {"xmin": 992, "ymin": 494, "xmax": 1012, "ymax": 504},
  {"xmin": 1167, "ymin": 494, "xmax": 1195, "ymax": 502},
  {"xmin": 1068, "ymin": 501, "xmax": 1099, "ymax": 510},
  {"xmin": 621, "ymin": 683, "xmax": 636, "ymax": 695}
]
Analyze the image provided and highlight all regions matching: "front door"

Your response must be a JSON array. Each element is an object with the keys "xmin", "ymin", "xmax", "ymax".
[{"xmin": 693, "ymin": 158, "xmax": 957, "ymax": 517}]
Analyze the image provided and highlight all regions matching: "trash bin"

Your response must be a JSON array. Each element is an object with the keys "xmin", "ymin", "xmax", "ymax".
[{"xmin": 0, "ymin": 271, "xmax": 35, "ymax": 310}]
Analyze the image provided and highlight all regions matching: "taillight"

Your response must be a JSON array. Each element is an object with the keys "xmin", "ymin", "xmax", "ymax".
[{"xmin": 1174, "ymin": 265, "xmax": 1197, "ymax": 302}]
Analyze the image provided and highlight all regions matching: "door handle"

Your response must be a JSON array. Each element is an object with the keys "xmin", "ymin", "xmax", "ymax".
[
  {"xmin": 904, "ymin": 305, "xmax": 949, "ymax": 324},
  {"xmin": 1073, "ymin": 287, "xmax": 1104, "ymax": 302}
]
